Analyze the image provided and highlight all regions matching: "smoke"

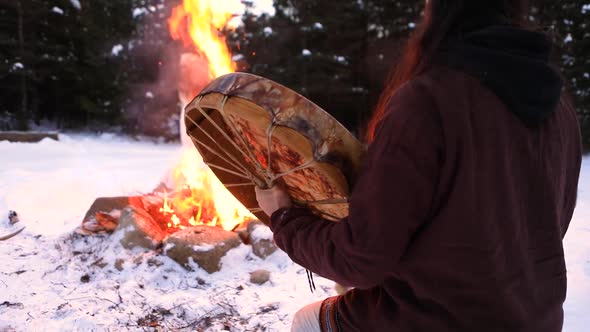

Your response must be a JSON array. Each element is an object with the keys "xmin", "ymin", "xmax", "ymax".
[
  {"xmin": 122, "ymin": 0, "xmax": 274, "ymax": 141},
  {"xmin": 121, "ymin": 3, "xmax": 208, "ymax": 142},
  {"xmin": 178, "ymin": 53, "xmax": 211, "ymax": 145},
  {"xmin": 122, "ymin": 42, "xmax": 183, "ymax": 141}
]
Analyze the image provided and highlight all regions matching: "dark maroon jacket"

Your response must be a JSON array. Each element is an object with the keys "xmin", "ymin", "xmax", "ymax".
[{"xmin": 270, "ymin": 26, "xmax": 582, "ymax": 331}]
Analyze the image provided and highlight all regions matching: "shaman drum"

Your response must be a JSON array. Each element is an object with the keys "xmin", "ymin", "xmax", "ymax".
[{"xmin": 184, "ymin": 73, "xmax": 363, "ymax": 224}]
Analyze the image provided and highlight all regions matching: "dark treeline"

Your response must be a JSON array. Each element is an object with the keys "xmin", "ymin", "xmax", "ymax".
[
  {"xmin": 1, "ymin": 0, "xmax": 588, "ymax": 147},
  {"xmin": 0, "ymin": 0, "xmax": 180, "ymax": 138}
]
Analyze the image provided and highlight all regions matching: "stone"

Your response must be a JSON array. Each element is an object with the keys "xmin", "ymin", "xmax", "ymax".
[
  {"xmin": 233, "ymin": 221, "xmax": 251, "ymax": 244},
  {"xmin": 258, "ymin": 302, "xmax": 280, "ymax": 313},
  {"xmin": 252, "ymin": 237, "xmax": 277, "ymax": 259},
  {"xmin": 147, "ymin": 258, "xmax": 164, "ymax": 267},
  {"xmin": 249, "ymin": 269, "xmax": 271, "ymax": 285},
  {"xmin": 164, "ymin": 225, "xmax": 241, "ymax": 273},
  {"xmin": 114, "ymin": 259, "xmax": 125, "ymax": 271},
  {"xmin": 247, "ymin": 222, "xmax": 277, "ymax": 259},
  {"xmin": 233, "ymin": 218, "xmax": 265, "ymax": 244},
  {"xmin": 8, "ymin": 210, "xmax": 19, "ymax": 225},
  {"xmin": 246, "ymin": 220, "xmax": 265, "ymax": 234},
  {"xmin": 117, "ymin": 206, "xmax": 166, "ymax": 250}
]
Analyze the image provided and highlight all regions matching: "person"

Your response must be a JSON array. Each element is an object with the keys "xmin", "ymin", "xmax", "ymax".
[{"xmin": 255, "ymin": 0, "xmax": 583, "ymax": 331}]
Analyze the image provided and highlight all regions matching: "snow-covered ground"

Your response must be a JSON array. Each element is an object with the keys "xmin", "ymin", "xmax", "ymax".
[
  {"xmin": 0, "ymin": 134, "xmax": 588, "ymax": 331},
  {"xmin": 563, "ymin": 151, "xmax": 590, "ymax": 332},
  {"xmin": 0, "ymin": 134, "xmax": 336, "ymax": 331}
]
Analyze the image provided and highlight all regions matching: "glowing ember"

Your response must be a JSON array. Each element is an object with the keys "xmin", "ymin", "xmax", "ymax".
[{"xmin": 165, "ymin": 0, "xmax": 255, "ymax": 232}]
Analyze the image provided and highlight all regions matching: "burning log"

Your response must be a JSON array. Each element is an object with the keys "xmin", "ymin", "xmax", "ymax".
[
  {"xmin": 79, "ymin": 212, "xmax": 119, "ymax": 235},
  {"xmin": 146, "ymin": 188, "xmax": 220, "ymax": 233},
  {"xmin": 94, "ymin": 212, "xmax": 118, "ymax": 232},
  {"xmin": 78, "ymin": 196, "xmax": 144, "ymax": 235},
  {"xmin": 78, "ymin": 191, "xmax": 222, "ymax": 237}
]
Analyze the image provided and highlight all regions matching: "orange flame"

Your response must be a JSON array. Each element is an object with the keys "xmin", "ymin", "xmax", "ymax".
[
  {"xmin": 164, "ymin": 151, "xmax": 253, "ymax": 232},
  {"xmin": 169, "ymin": 0, "xmax": 241, "ymax": 78},
  {"xmin": 165, "ymin": 0, "xmax": 255, "ymax": 232},
  {"xmin": 159, "ymin": 192, "xmax": 175, "ymax": 215}
]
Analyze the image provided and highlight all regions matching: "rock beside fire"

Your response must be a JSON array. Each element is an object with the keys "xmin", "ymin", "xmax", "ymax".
[
  {"xmin": 233, "ymin": 219, "xmax": 262, "ymax": 244},
  {"xmin": 164, "ymin": 225, "xmax": 241, "ymax": 273},
  {"xmin": 247, "ymin": 221, "xmax": 278, "ymax": 259},
  {"xmin": 117, "ymin": 206, "xmax": 166, "ymax": 250},
  {"xmin": 249, "ymin": 269, "xmax": 271, "ymax": 285}
]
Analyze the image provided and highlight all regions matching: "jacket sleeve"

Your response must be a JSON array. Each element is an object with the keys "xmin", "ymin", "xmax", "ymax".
[
  {"xmin": 561, "ymin": 96, "xmax": 583, "ymax": 238},
  {"xmin": 270, "ymin": 81, "xmax": 444, "ymax": 289}
]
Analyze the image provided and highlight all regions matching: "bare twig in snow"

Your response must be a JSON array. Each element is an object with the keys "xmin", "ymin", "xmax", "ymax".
[
  {"xmin": 0, "ymin": 226, "xmax": 26, "ymax": 241},
  {"xmin": 65, "ymin": 296, "xmax": 122, "ymax": 310},
  {"xmin": 42, "ymin": 264, "xmax": 64, "ymax": 278},
  {"xmin": 50, "ymin": 282, "xmax": 68, "ymax": 289}
]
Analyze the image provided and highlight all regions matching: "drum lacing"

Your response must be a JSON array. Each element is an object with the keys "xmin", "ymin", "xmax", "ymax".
[{"xmin": 186, "ymin": 95, "xmax": 346, "ymax": 215}]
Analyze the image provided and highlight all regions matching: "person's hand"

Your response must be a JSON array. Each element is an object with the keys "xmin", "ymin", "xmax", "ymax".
[{"xmin": 255, "ymin": 184, "xmax": 293, "ymax": 217}]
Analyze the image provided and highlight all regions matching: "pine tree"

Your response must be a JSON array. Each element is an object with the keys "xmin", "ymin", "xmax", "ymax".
[
  {"xmin": 532, "ymin": 0, "xmax": 590, "ymax": 148},
  {"xmin": 0, "ymin": 0, "xmax": 138, "ymax": 130},
  {"xmin": 0, "ymin": 0, "xmax": 45, "ymax": 130},
  {"xmin": 229, "ymin": 0, "xmax": 422, "ymax": 133}
]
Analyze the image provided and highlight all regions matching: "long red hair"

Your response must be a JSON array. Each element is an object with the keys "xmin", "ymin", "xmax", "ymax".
[{"xmin": 366, "ymin": 0, "xmax": 530, "ymax": 142}]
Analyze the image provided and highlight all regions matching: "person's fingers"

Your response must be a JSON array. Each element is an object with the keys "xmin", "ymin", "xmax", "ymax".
[
  {"xmin": 255, "ymin": 185, "xmax": 276, "ymax": 195},
  {"xmin": 255, "ymin": 184, "xmax": 293, "ymax": 217},
  {"xmin": 254, "ymin": 185, "xmax": 267, "ymax": 195},
  {"xmin": 255, "ymin": 186, "xmax": 271, "ymax": 200},
  {"xmin": 255, "ymin": 186, "xmax": 274, "ymax": 215}
]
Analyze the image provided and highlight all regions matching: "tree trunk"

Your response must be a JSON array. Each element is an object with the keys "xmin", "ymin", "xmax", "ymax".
[{"xmin": 16, "ymin": 0, "xmax": 28, "ymax": 130}]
